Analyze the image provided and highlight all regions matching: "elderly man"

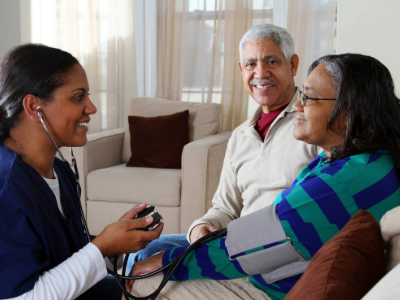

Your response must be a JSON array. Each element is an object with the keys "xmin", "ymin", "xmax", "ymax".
[
  {"xmin": 188, "ymin": 24, "xmax": 318, "ymax": 242},
  {"xmin": 127, "ymin": 24, "xmax": 319, "ymax": 267}
]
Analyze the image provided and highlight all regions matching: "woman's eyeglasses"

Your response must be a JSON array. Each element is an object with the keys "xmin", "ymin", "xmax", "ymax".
[{"xmin": 298, "ymin": 90, "xmax": 336, "ymax": 106}]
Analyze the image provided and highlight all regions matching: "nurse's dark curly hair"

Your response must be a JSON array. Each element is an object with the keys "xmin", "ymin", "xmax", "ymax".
[
  {"xmin": 0, "ymin": 44, "xmax": 79, "ymax": 140},
  {"xmin": 308, "ymin": 53, "xmax": 400, "ymax": 173}
]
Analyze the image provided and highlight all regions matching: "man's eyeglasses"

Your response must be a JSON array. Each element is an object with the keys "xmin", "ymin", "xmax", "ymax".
[{"xmin": 298, "ymin": 90, "xmax": 336, "ymax": 106}]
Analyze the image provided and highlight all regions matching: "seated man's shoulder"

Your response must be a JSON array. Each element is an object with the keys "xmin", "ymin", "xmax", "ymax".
[
  {"xmin": 230, "ymin": 118, "xmax": 256, "ymax": 137},
  {"xmin": 226, "ymin": 119, "xmax": 255, "ymax": 150}
]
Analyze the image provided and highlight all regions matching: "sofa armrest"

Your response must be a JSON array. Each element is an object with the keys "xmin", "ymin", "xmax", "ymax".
[
  {"xmin": 80, "ymin": 128, "xmax": 126, "ymax": 173},
  {"xmin": 180, "ymin": 131, "xmax": 232, "ymax": 233},
  {"xmin": 61, "ymin": 128, "xmax": 126, "ymax": 217}
]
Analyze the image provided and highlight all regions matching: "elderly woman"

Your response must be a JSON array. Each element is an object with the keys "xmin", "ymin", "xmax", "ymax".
[
  {"xmin": 127, "ymin": 53, "xmax": 400, "ymax": 300},
  {"xmin": 0, "ymin": 44, "xmax": 163, "ymax": 300}
]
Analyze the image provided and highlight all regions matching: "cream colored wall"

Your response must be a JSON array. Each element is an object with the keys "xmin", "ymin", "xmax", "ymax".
[
  {"xmin": 337, "ymin": 0, "xmax": 400, "ymax": 95},
  {"xmin": 0, "ymin": 0, "xmax": 21, "ymax": 58}
]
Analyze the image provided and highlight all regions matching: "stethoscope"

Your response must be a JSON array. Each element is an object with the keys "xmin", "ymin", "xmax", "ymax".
[
  {"xmin": 112, "ymin": 228, "xmax": 227, "ymax": 300},
  {"xmin": 36, "ymin": 106, "xmax": 91, "ymax": 243},
  {"xmin": 37, "ymin": 105, "xmax": 227, "ymax": 300}
]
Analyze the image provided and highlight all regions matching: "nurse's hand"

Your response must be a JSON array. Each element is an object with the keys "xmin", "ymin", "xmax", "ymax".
[
  {"xmin": 123, "ymin": 251, "xmax": 164, "ymax": 298},
  {"xmin": 92, "ymin": 203, "xmax": 163, "ymax": 258}
]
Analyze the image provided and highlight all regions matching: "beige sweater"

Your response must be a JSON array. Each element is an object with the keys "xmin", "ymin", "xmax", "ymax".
[{"xmin": 188, "ymin": 91, "xmax": 320, "ymax": 238}]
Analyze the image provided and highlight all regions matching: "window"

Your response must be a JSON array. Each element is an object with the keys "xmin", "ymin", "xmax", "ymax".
[
  {"xmin": 181, "ymin": 0, "xmax": 274, "ymax": 105},
  {"xmin": 30, "ymin": 0, "xmax": 134, "ymax": 131}
]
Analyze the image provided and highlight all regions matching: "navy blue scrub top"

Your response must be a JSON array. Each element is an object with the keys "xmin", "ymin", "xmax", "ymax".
[{"xmin": 0, "ymin": 142, "xmax": 88, "ymax": 298}]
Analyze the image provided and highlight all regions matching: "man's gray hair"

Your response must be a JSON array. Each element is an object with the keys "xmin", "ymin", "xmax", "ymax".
[{"xmin": 239, "ymin": 24, "xmax": 294, "ymax": 63}]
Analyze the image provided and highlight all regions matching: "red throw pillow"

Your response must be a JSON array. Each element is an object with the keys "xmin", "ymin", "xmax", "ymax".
[
  {"xmin": 285, "ymin": 210, "xmax": 385, "ymax": 300},
  {"xmin": 126, "ymin": 110, "xmax": 189, "ymax": 169}
]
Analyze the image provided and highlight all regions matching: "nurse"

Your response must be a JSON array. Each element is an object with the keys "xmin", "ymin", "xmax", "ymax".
[{"xmin": 0, "ymin": 44, "xmax": 163, "ymax": 300}]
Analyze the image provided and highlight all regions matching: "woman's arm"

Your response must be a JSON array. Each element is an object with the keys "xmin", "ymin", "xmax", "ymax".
[
  {"xmin": 162, "ymin": 237, "xmax": 246, "ymax": 281},
  {"xmin": 126, "ymin": 236, "xmax": 248, "ymax": 293},
  {"xmin": 3, "ymin": 205, "xmax": 162, "ymax": 300},
  {"xmin": 7, "ymin": 243, "xmax": 106, "ymax": 300}
]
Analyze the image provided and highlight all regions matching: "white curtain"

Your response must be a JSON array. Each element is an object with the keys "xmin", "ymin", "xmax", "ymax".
[
  {"xmin": 30, "ymin": 0, "xmax": 137, "ymax": 132},
  {"xmin": 156, "ymin": 0, "xmax": 272, "ymax": 131},
  {"xmin": 155, "ymin": 0, "xmax": 337, "ymax": 131},
  {"xmin": 28, "ymin": 0, "xmax": 337, "ymax": 132},
  {"xmin": 287, "ymin": 0, "xmax": 337, "ymax": 87}
]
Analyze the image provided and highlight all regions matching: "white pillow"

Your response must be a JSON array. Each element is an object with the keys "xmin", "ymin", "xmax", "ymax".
[{"xmin": 380, "ymin": 206, "xmax": 400, "ymax": 272}]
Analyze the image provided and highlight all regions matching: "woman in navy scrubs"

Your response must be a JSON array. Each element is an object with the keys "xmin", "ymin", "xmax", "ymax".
[{"xmin": 0, "ymin": 44, "xmax": 162, "ymax": 300}]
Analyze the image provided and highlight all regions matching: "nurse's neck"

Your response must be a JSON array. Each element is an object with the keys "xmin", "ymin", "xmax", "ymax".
[{"xmin": 8, "ymin": 126, "xmax": 57, "ymax": 179}]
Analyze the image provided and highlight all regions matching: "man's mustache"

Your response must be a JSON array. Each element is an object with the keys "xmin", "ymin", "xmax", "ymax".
[{"xmin": 250, "ymin": 79, "xmax": 278, "ymax": 86}]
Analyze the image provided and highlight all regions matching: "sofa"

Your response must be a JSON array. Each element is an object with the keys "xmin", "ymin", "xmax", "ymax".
[
  {"xmin": 67, "ymin": 97, "xmax": 231, "ymax": 236},
  {"xmin": 361, "ymin": 205, "xmax": 400, "ymax": 299},
  {"xmin": 129, "ymin": 206, "xmax": 400, "ymax": 300}
]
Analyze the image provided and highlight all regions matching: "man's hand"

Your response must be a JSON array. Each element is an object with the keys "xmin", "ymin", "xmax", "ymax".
[
  {"xmin": 123, "ymin": 252, "xmax": 164, "ymax": 299},
  {"xmin": 189, "ymin": 224, "xmax": 218, "ymax": 243},
  {"xmin": 92, "ymin": 203, "xmax": 163, "ymax": 258}
]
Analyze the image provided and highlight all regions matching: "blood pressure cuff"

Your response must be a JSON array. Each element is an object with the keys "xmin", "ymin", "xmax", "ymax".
[{"xmin": 225, "ymin": 205, "xmax": 310, "ymax": 283}]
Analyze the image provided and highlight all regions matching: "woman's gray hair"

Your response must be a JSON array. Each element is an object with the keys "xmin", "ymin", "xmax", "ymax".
[
  {"xmin": 239, "ymin": 24, "xmax": 294, "ymax": 63},
  {"xmin": 308, "ymin": 56, "xmax": 342, "ymax": 93}
]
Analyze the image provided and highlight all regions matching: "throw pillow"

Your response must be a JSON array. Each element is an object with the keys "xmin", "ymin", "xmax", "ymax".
[
  {"xmin": 126, "ymin": 110, "xmax": 189, "ymax": 169},
  {"xmin": 285, "ymin": 210, "xmax": 385, "ymax": 300}
]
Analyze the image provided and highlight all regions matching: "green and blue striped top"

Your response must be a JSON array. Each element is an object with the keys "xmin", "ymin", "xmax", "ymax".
[{"xmin": 162, "ymin": 150, "xmax": 400, "ymax": 300}]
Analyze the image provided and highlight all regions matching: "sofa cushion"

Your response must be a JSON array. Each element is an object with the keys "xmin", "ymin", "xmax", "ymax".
[
  {"xmin": 122, "ymin": 97, "xmax": 222, "ymax": 163},
  {"xmin": 379, "ymin": 205, "xmax": 400, "ymax": 272},
  {"xmin": 86, "ymin": 201, "xmax": 181, "ymax": 236},
  {"xmin": 285, "ymin": 210, "xmax": 385, "ymax": 300},
  {"xmin": 126, "ymin": 110, "xmax": 189, "ymax": 169},
  {"xmin": 87, "ymin": 164, "xmax": 181, "ymax": 206}
]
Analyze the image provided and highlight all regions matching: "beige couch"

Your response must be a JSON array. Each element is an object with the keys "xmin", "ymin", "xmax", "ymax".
[
  {"xmin": 71, "ymin": 97, "xmax": 231, "ymax": 236},
  {"xmin": 361, "ymin": 205, "xmax": 400, "ymax": 299}
]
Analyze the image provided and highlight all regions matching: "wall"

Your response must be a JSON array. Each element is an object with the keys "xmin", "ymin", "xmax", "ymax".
[
  {"xmin": 0, "ymin": 0, "xmax": 21, "ymax": 58},
  {"xmin": 337, "ymin": 0, "xmax": 400, "ymax": 94}
]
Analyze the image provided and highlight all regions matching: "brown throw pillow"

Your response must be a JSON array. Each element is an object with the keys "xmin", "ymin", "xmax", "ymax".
[
  {"xmin": 285, "ymin": 210, "xmax": 385, "ymax": 300},
  {"xmin": 126, "ymin": 110, "xmax": 189, "ymax": 169}
]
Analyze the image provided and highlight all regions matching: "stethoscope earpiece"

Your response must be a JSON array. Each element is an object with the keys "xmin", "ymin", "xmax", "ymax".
[{"xmin": 36, "ymin": 106, "xmax": 42, "ymax": 118}]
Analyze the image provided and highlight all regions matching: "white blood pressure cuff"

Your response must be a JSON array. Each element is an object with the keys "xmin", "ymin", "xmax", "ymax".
[{"xmin": 225, "ymin": 205, "xmax": 310, "ymax": 283}]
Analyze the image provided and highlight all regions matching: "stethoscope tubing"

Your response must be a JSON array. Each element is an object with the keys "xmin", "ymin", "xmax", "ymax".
[
  {"xmin": 110, "ymin": 228, "xmax": 228, "ymax": 300},
  {"xmin": 37, "ymin": 106, "xmax": 91, "ymax": 243}
]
